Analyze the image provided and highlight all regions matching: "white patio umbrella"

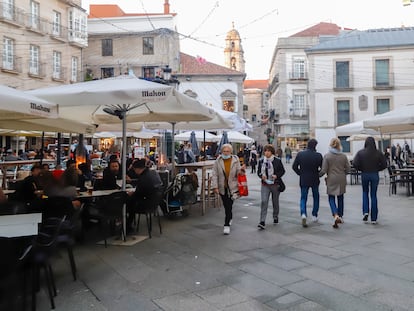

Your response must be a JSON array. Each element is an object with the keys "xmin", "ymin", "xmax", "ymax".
[
  {"xmin": 0, "ymin": 84, "xmax": 58, "ymax": 120},
  {"xmin": 219, "ymin": 131, "xmax": 254, "ymax": 144},
  {"xmin": 28, "ymin": 75, "xmax": 215, "ymax": 242},
  {"xmin": 175, "ymin": 130, "xmax": 220, "ymax": 142},
  {"xmin": 363, "ymin": 104, "xmax": 414, "ymax": 134},
  {"xmin": 335, "ymin": 120, "xmax": 380, "ymax": 136}
]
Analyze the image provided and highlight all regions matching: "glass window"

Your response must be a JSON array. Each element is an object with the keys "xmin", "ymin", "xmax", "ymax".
[
  {"xmin": 292, "ymin": 94, "xmax": 306, "ymax": 116},
  {"xmin": 339, "ymin": 136, "xmax": 350, "ymax": 153},
  {"xmin": 101, "ymin": 67, "xmax": 114, "ymax": 78},
  {"xmin": 29, "ymin": 45, "xmax": 39, "ymax": 75},
  {"xmin": 3, "ymin": 0, "xmax": 14, "ymax": 19},
  {"xmin": 101, "ymin": 39, "xmax": 113, "ymax": 56},
  {"xmin": 30, "ymin": 1, "xmax": 39, "ymax": 29},
  {"xmin": 292, "ymin": 57, "xmax": 305, "ymax": 79},
  {"xmin": 335, "ymin": 61, "xmax": 349, "ymax": 88},
  {"xmin": 143, "ymin": 37, "xmax": 154, "ymax": 55},
  {"xmin": 53, "ymin": 51, "xmax": 61, "ymax": 79},
  {"xmin": 2, "ymin": 37, "xmax": 14, "ymax": 70},
  {"xmin": 337, "ymin": 100, "xmax": 350, "ymax": 126},
  {"xmin": 52, "ymin": 11, "xmax": 61, "ymax": 36},
  {"xmin": 142, "ymin": 67, "xmax": 155, "ymax": 79},
  {"xmin": 252, "ymin": 114, "xmax": 256, "ymax": 122},
  {"xmin": 223, "ymin": 100, "xmax": 235, "ymax": 112},
  {"xmin": 376, "ymin": 98, "xmax": 390, "ymax": 115},
  {"xmin": 375, "ymin": 59, "xmax": 390, "ymax": 86},
  {"xmin": 71, "ymin": 56, "xmax": 78, "ymax": 82}
]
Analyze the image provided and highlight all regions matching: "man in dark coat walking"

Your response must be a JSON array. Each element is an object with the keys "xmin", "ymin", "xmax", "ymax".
[{"xmin": 292, "ymin": 139, "xmax": 323, "ymax": 227}]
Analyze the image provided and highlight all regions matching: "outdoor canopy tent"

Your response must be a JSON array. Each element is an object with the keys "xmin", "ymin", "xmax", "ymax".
[
  {"xmin": 363, "ymin": 104, "xmax": 414, "ymax": 134},
  {"xmin": 335, "ymin": 120, "xmax": 380, "ymax": 136},
  {"xmin": 218, "ymin": 131, "xmax": 254, "ymax": 144},
  {"xmin": 174, "ymin": 131, "xmax": 220, "ymax": 142}
]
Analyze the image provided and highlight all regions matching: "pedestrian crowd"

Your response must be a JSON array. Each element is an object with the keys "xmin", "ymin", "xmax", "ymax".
[{"xmin": 212, "ymin": 136, "xmax": 390, "ymax": 235}]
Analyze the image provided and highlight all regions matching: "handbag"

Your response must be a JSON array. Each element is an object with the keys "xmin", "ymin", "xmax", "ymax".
[
  {"xmin": 276, "ymin": 178, "xmax": 286, "ymax": 192},
  {"xmin": 238, "ymin": 173, "xmax": 248, "ymax": 196}
]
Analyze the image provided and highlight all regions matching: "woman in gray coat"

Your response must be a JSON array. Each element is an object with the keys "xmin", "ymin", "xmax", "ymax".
[
  {"xmin": 320, "ymin": 138, "xmax": 351, "ymax": 228},
  {"xmin": 212, "ymin": 144, "xmax": 244, "ymax": 235}
]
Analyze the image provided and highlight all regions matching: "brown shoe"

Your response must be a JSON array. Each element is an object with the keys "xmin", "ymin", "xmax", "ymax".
[{"xmin": 333, "ymin": 217, "xmax": 341, "ymax": 229}]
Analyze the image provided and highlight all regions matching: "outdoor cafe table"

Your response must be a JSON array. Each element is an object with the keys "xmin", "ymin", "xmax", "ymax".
[
  {"xmin": 175, "ymin": 160, "xmax": 216, "ymax": 215},
  {"xmin": 0, "ymin": 212, "xmax": 42, "ymax": 238},
  {"xmin": 395, "ymin": 168, "xmax": 414, "ymax": 196}
]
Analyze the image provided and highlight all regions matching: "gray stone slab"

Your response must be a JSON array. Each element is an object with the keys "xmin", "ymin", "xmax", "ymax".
[
  {"xmin": 285, "ymin": 250, "xmax": 346, "ymax": 269},
  {"xmin": 221, "ymin": 272, "xmax": 287, "ymax": 303},
  {"xmin": 343, "ymin": 254, "xmax": 414, "ymax": 282},
  {"xmin": 285, "ymin": 279, "xmax": 390, "ymax": 311},
  {"xmin": 294, "ymin": 266, "xmax": 376, "ymax": 296},
  {"xmin": 195, "ymin": 285, "xmax": 249, "ymax": 308},
  {"xmin": 153, "ymin": 292, "xmax": 219, "ymax": 311},
  {"xmin": 264, "ymin": 254, "xmax": 309, "ymax": 271},
  {"xmin": 335, "ymin": 264, "xmax": 414, "ymax": 297},
  {"xmin": 362, "ymin": 289, "xmax": 414, "ymax": 311},
  {"xmin": 222, "ymin": 299, "xmax": 275, "ymax": 311},
  {"xmin": 336, "ymin": 242, "xmax": 412, "ymax": 265},
  {"xmin": 283, "ymin": 301, "xmax": 333, "ymax": 311},
  {"xmin": 290, "ymin": 241, "xmax": 352, "ymax": 259},
  {"xmin": 237, "ymin": 261, "xmax": 304, "ymax": 286},
  {"xmin": 265, "ymin": 292, "xmax": 307, "ymax": 310}
]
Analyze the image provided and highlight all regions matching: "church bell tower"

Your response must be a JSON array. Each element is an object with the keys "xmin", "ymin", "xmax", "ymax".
[{"xmin": 224, "ymin": 22, "xmax": 245, "ymax": 72}]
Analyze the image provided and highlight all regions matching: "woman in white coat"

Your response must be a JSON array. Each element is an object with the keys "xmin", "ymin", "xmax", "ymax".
[{"xmin": 212, "ymin": 144, "xmax": 244, "ymax": 235}]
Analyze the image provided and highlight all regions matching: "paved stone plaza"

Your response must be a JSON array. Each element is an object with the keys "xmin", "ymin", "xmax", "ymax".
[{"xmin": 37, "ymin": 162, "xmax": 414, "ymax": 311}]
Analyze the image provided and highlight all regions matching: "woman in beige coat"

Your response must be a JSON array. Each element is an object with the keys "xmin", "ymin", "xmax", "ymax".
[
  {"xmin": 320, "ymin": 138, "xmax": 351, "ymax": 228},
  {"xmin": 212, "ymin": 144, "xmax": 244, "ymax": 235}
]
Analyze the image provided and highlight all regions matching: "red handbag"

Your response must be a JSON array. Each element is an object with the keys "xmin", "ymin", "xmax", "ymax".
[{"xmin": 237, "ymin": 173, "xmax": 248, "ymax": 196}]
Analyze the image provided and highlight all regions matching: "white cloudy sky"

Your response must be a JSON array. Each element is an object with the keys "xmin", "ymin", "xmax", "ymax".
[{"xmin": 82, "ymin": 0, "xmax": 414, "ymax": 79}]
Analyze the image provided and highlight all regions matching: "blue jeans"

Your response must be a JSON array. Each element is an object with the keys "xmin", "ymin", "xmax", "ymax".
[
  {"xmin": 300, "ymin": 186, "xmax": 319, "ymax": 217},
  {"xmin": 361, "ymin": 172, "xmax": 379, "ymax": 221},
  {"xmin": 328, "ymin": 194, "xmax": 344, "ymax": 217}
]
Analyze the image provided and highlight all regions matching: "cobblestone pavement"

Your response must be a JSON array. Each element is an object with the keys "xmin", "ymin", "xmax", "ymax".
[{"xmin": 37, "ymin": 162, "xmax": 414, "ymax": 310}]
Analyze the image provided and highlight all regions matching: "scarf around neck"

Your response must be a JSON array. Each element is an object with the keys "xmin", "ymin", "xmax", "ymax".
[{"xmin": 262, "ymin": 155, "xmax": 275, "ymax": 179}]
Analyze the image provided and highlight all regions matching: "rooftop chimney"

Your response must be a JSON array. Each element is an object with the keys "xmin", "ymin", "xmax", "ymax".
[{"xmin": 164, "ymin": 0, "xmax": 170, "ymax": 14}]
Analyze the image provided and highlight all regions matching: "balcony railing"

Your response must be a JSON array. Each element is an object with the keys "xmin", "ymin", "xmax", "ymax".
[
  {"xmin": 373, "ymin": 72, "xmax": 394, "ymax": 89},
  {"xmin": 28, "ymin": 61, "xmax": 46, "ymax": 78},
  {"xmin": 50, "ymin": 24, "xmax": 68, "ymax": 42},
  {"xmin": 68, "ymin": 30, "xmax": 88, "ymax": 47},
  {"xmin": 0, "ymin": 3, "xmax": 25, "ymax": 26},
  {"xmin": 289, "ymin": 109, "xmax": 308, "ymax": 119},
  {"xmin": 289, "ymin": 72, "xmax": 308, "ymax": 80},
  {"xmin": 1, "ymin": 56, "xmax": 22, "ymax": 73},
  {"xmin": 25, "ymin": 14, "xmax": 48, "ymax": 34},
  {"xmin": 52, "ymin": 66, "xmax": 67, "ymax": 81}
]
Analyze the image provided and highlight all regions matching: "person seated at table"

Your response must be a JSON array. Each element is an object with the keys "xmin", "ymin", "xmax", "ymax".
[
  {"xmin": 77, "ymin": 162, "xmax": 92, "ymax": 192},
  {"xmin": 101, "ymin": 160, "xmax": 122, "ymax": 190},
  {"xmin": 126, "ymin": 159, "xmax": 163, "ymax": 233},
  {"xmin": 17, "ymin": 163, "xmax": 43, "ymax": 206}
]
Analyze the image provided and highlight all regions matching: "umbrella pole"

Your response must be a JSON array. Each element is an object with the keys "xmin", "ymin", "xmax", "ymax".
[
  {"xmin": 204, "ymin": 130, "xmax": 206, "ymax": 160},
  {"xmin": 171, "ymin": 122, "xmax": 176, "ymax": 176},
  {"xmin": 121, "ymin": 105, "xmax": 127, "ymax": 242}
]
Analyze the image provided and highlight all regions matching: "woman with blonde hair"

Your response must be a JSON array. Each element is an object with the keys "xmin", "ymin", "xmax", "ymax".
[{"xmin": 320, "ymin": 138, "xmax": 351, "ymax": 228}]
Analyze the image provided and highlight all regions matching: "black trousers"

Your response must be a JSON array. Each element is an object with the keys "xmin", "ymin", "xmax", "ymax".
[{"xmin": 220, "ymin": 189, "xmax": 234, "ymax": 226}]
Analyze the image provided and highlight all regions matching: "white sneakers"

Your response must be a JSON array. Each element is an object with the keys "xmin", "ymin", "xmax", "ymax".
[
  {"xmin": 301, "ymin": 214, "xmax": 308, "ymax": 228},
  {"xmin": 223, "ymin": 226, "xmax": 230, "ymax": 235},
  {"xmin": 312, "ymin": 216, "xmax": 319, "ymax": 223}
]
